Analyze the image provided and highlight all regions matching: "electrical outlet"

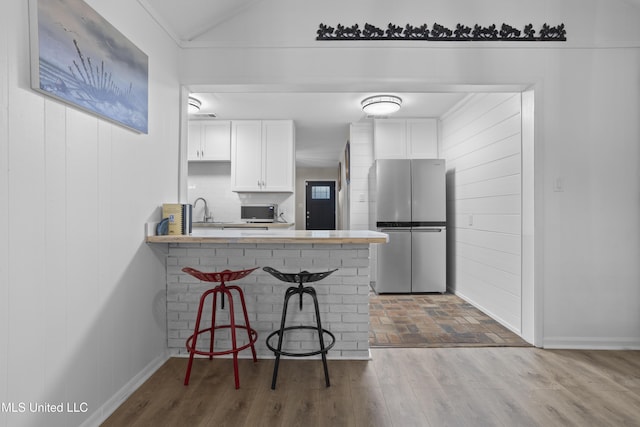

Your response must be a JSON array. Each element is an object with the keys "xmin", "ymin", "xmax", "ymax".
[{"xmin": 553, "ymin": 177, "xmax": 564, "ymax": 192}]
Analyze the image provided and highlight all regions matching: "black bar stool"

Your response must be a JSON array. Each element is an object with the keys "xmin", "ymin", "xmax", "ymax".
[{"xmin": 263, "ymin": 266, "xmax": 338, "ymax": 390}]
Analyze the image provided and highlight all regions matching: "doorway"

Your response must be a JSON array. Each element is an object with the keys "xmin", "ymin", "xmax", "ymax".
[
  {"xmin": 178, "ymin": 85, "xmax": 538, "ymax": 347},
  {"xmin": 305, "ymin": 180, "xmax": 336, "ymax": 230}
]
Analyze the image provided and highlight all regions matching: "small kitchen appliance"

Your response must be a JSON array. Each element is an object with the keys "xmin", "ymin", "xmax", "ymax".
[{"xmin": 241, "ymin": 204, "xmax": 278, "ymax": 223}]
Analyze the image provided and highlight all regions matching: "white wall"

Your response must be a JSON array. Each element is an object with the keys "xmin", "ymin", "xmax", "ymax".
[
  {"xmin": 0, "ymin": 0, "xmax": 181, "ymax": 425},
  {"xmin": 179, "ymin": 0, "xmax": 640, "ymax": 349},
  {"xmin": 347, "ymin": 123, "xmax": 374, "ymax": 231},
  {"xmin": 441, "ymin": 93, "xmax": 523, "ymax": 334}
]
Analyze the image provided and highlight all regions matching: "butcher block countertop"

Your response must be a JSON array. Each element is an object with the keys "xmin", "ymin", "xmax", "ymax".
[{"xmin": 146, "ymin": 229, "xmax": 388, "ymax": 244}]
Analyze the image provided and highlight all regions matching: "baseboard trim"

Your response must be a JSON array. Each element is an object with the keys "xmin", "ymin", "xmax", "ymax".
[
  {"xmin": 80, "ymin": 351, "xmax": 170, "ymax": 427},
  {"xmin": 543, "ymin": 337, "xmax": 640, "ymax": 350},
  {"xmin": 453, "ymin": 290, "xmax": 526, "ymax": 338}
]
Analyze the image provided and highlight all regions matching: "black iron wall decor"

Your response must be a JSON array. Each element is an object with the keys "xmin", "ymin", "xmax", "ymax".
[{"xmin": 316, "ymin": 22, "xmax": 566, "ymax": 41}]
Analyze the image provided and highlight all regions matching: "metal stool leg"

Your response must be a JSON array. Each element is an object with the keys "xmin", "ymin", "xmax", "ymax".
[
  {"xmin": 307, "ymin": 286, "xmax": 330, "ymax": 387},
  {"xmin": 209, "ymin": 290, "xmax": 218, "ymax": 360},
  {"xmin": 223, "ymin": 288, "xmax": 241, "ymax": 390},
  {"xmin": 230, "ymin": 285, "xmax": 258, "ymax": 362},
  {"xmin": 185, "ymin": 288, "xmax": 215, "ymax": 385},
  {"xmin": 271, "ymin": 286, "xmax": 296, "ymax": 389}
]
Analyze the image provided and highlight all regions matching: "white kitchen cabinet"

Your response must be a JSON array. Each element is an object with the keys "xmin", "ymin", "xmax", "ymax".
[
  {"xmin": 188, "ymin": 120, "xmax": 231, "ymax": 161},
  {"xmin": 231, "ymin": 120, "xmax": 295, "ymax": 192},
  {"xmin": 374, "ymin": 118, "xmax": 438, "ymax": 159}
]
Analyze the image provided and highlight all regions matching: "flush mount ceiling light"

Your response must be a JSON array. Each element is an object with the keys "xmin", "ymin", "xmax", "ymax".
[
  {"xmin": 361, "ymin": 95, "xmax": 402, "ymax": 115},
  {"xmin": 188, "ymin": 96, "xmax": 201, "ymax": 114}
]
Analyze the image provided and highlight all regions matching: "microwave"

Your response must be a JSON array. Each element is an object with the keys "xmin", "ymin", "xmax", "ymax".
[{"xmin": 241, "ymin": 204, "xmax": 278, "ymax": 223}]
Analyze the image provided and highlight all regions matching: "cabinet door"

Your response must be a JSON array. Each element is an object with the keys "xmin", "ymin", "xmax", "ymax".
[
  {"xmin": 187, "ymin": 121, "xmax": 202, "ymax": 160},
  {"xmin": 374, "ymin": 119, "xmax": 407, "ymax": 159},
  {"xmin": 262, "ymin": 121, "xmax": 294, "ymax": 192},
  {"xmin": 200, "ymin": 121, "xmax": 231, "ymax": 161},
  {"xmin": 407, "ymin": 119, "xmax": 438, "ymax": 159},
  {"xmin": 231, "ymin": 121, "xmax": 263, "ymax": 191}
]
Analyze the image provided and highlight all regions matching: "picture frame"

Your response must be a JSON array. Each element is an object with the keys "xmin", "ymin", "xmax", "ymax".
[
  {"xmin": 28, "ymin": 0, "xmax": 149, "ymax": 134},
  {"xmin": 337, "ymin": 161, "xmax": 342, "ymax": 191}
]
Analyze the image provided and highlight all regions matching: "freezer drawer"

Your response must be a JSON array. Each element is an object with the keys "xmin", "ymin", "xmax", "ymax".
[
  {"xmin": 411, "ymin": 227, "xmax": 446, "ymax": 292},
  {"xmin": 375, "ymin": 228, "xmax": 411, "ymax": 293}
]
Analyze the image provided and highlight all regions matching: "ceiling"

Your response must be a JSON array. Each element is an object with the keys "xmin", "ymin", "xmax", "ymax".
[
  {"xmin": 189, "ymin": 91, "xmax": 468, "ymax": 167},
  {"xmin": 137, "ymin": 0, "xmax": 509, "ymax": 167},
  {"xmin": 138, "ymin": 0, "xmax": 263, "ymax": 43}
]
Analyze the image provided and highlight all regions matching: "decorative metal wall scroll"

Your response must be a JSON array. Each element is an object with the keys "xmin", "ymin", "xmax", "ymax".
[{"xmin": 316, "ymin": 22, "xmax": 566, "ymax": 41}]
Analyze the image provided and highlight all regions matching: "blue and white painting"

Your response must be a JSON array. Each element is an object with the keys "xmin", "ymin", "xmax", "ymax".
[{"xmin": 30, "ymin": 0, "xmax": 148, "ymax": 133}]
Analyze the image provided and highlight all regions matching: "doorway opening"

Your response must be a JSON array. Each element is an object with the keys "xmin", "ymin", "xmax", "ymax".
[
  {"xmin": 178, "ymin": 84, "xmax": 538, "ymax": 347},
  {"xmin": 305, "ymin": 180, "xmax": 337, "ymax": 230}
]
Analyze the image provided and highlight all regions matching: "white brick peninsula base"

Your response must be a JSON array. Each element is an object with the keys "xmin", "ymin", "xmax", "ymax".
[{"xmin": 147, "ymin": 230, "xmax": 387, "ymax": 360}]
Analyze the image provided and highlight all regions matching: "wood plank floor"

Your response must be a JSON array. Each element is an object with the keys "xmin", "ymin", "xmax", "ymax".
[{"xmin": 102, "ymin": 348, "xmax": 640, "ymax": 426}]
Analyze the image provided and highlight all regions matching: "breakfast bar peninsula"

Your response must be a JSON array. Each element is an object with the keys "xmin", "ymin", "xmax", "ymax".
[{"xmin": 147, "ymin": 229, "xmax": 387, "ymax": 360}]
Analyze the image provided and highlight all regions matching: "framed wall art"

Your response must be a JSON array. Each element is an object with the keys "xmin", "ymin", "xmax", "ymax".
[{"xmin": 28, "ymin": 0, "xmax": 149, "ymax": 133}]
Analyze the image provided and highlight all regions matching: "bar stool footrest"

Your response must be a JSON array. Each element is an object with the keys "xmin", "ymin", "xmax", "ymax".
[
  {"xmin": 186, "ymin": 325, "xmax": 258, "ymax": 357},
  {"xmin": 266, "ymin": 326, "xmax": 335, "ymax": 358}
]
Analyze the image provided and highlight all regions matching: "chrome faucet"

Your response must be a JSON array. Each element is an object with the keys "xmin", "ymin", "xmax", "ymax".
[{"xmin": 193, "ymin": 197, "xmax": 210, "ymax": 222}]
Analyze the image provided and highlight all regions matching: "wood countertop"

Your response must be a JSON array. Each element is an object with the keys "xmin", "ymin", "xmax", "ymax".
[{"xmin": 146, "ymin": 229, "xmax": 388, "ymax": 244}]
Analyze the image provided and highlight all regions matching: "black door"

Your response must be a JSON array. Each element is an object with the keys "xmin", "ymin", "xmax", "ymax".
[{"xmin": 305, "ymin": 181, "xmax": 336, "ymax": 230}]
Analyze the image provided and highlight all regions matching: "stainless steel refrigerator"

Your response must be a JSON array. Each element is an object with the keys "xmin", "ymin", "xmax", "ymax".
[{"xmin": 373, "ymin": 159, "xmax": 446, "ymax": 293}]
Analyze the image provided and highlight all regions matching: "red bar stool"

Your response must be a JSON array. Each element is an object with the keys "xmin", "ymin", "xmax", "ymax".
[{"xmin": 181, "ymin": 267, "xmax": 259, "ymax": 389}]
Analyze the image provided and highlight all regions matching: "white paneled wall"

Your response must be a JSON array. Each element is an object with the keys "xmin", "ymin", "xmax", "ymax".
[
  {"xmin": 348, "ymin": 123, "xmax": 374, "ymax": 230},
  {"xmin": 0, "ymin": 4, "xmax": 8, "ymax": 423},
  {"xmin": 1, "ymin": 0, "xmax": 181, "ymax": 426},
  {"xmin": 441, "ymin": 93, "xmax": 523, "ymax": 333}
]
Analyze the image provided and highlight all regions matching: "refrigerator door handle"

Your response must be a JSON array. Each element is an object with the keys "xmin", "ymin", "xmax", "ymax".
[
  {"xmin": 380, "ymin": 227, "xmax": 412, "ymax": 232},
  {"xmin": 412, "ymin": 227, "xmax": 443, "ymax": 232}
]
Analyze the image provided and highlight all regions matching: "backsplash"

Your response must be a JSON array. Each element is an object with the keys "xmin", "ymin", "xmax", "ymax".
[{"xmin": 187, "ymin": 162, "xmax": 295, "ymax": 223}]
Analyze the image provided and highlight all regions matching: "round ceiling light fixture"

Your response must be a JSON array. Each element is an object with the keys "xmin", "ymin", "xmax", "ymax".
[
  {"xmin": 361, "ymin": 95, "xmax": 402, "ymax": 115},
  {"xmin": 188, "ymin": 96, "xmax": 202, "ymax": 114}
]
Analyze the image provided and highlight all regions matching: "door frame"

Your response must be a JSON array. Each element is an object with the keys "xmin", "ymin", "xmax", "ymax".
[{"xmin": 178, "ymin": 83, "xmax": 540, "ymax": 348}]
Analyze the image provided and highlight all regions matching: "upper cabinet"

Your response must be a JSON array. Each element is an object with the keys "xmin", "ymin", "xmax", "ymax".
[
  {"xmin": 374, "ymin": 119, "xmax": 438, "ymax": 159},
  {"xmin": 231, "ymin": 120, "xmax": 295, "ymax": 192},
  {"xmin": 188, "ymin": 120, "xmax": 231, "ymax": 161}
]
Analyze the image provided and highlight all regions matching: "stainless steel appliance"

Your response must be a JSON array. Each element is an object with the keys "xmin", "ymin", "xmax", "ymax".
[
  {"xmin": 241, "ymin": 204, "xmax": 278, "ymax": 223},
  {"xmin": 373, "ymin": 159, "xmax": 446, "ymax": 293}
]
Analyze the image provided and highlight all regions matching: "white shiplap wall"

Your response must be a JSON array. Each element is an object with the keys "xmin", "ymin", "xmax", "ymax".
[
  {"xmin": 441, "ymin": 93, "xmax": 523, "ymax": 333},
  {"xmin": 1, "ymin": 0, "xmax": 181, "ymax": 425},
  {"xmin": 348, "ymin": 123, "xmax": 374, "ymax": 230}
]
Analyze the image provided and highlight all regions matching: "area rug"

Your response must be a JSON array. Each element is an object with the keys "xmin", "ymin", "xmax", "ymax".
[{"xmin": 369, "ymin": 292, "xmax": 531, "ymax": 348}]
